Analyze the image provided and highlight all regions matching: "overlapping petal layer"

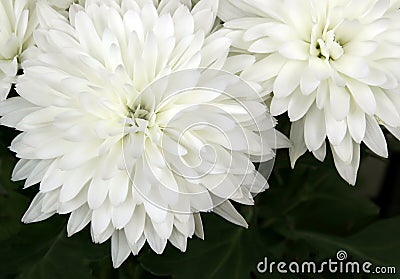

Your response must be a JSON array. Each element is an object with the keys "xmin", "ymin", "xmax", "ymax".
[{"xmin": 220, "ymin": 0, "xmax": 400, "ymax": 184}]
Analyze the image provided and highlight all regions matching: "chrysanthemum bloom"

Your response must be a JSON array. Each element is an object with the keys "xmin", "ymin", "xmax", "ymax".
[
  {"xmin": 0, "ymin": 0, "xmax": 38, "ymax": 100},
  {"xmin": 219, "ymin": 0, "xmax": 400, "ymax": 184},
  {"xmin": 0, "ymin": 0, "xmax": 285, "ymax": 267}
]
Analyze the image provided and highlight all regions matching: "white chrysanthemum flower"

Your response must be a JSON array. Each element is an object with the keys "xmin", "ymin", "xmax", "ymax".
[
  {"xmin": 0, "ymin": 0, "xmax": 38, "ymax": 100},
  {"xmin": 219, "ymin": 0, "xmax": 400, "ymax": 184},
  {"xmin": 0, "ymin": 0, "xmax": 284, "ymax": 268}
]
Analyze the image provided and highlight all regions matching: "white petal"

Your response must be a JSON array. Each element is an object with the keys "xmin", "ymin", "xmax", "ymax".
[
  {"xmin": 347, "ymin": 101, "xmax": 366, "ymax": 143},
  {"xmin": 289, "ymin": 118, "xmax": 307, "ymax": 168},
  {"xmin": 172, "ymin": 5, "xmax": 194, "ymax": 40},
  {"xmin": 316, "ymin": 80, "xmax": 329, "ymax": 109},
  {"xmin": 67, "ymin": 204, "xmax": 92, "ymax": 237},
  {"xmin": 223, "ymin": 54, "xmax": 255, "ymax": 74},
  {"xmin": 130, "ymin": 235, "xmax": 146, "ymax": 255},
  {"xmin": 59, "ymin": 165, "xmax": 93, "ymax": 203},
  {"xmin": 1, "ymin": 107, "xmax": 39, "ymax": 128},
  {"xmin": 109, "ymin": 171, "xmax": 130, "ymax": 207},
  {"xmin": 246, "ymin": 169, "xmax": 269, "ymax": 194},
  {"xmin": 200, "ymin": 37, "xmax": 231, "ymax": 69},
  {"xmin": 346, "ymin": 79, "xmax": 376, "ymax": 115},
  {"xmin": 12, "ymin": 159, "xmax": 38, "ymax": 181},
  {"xmin": 125, "ymin": 205, "xmax": 146, "ymax": 245},
  {"xmin": 218, "ymin": 0, "xmax": 252, "ymax": 21},
  {"xmin": 329, "ymin": 82, "xmax": 350, "ymax": 121},
  {"xmin": 385, "ymin": 124, "xmax": 400, "ymax": 141},
  {"xmin": 325, "ymin": 107, "xmax": 347, "ymax": 146},
  {"xmin": 308, "ymin": 56, "xmax": 330, "ymax": 81},
  {"xmin": 362, "ymin": 0, "xmax": 390, "ymax": 22},
  {"xmin": 212, "ymin": 198, "xmax": 248, "ymax": 228},
  {"xmin": 88, "ymin": 176, "xmax": 109, "ymax": 210},
  {"xmin": 191, "ymin": 0, "xmax": 218, "ymax": 34},
  {"xmin": 91, "ymin": 223, "xmax": 115, "ymax": 244},
  {"xmin": 288, "ymin": 89, "xmax": 315, "ymax": 121},
  {"xmin": 273, "ymin": 60, "xmax": 305, "ymax": 98},
  {"xmin": 22, "ymin": 193, "xmax": 55, "ymax": 223},
  {"xmin": 144, "ymin": 217, "xmax": 167, "ymax": 254},
  {"xmin": 0, "ymin": 97, "xmax": 33, "ymax": 116},
  {"xmin": 186, "ymin": 184, "xmax": 213, "ymax": 212},
  {"xmin": 143, "ymin": 199, "xmax": 168, "ymax": 223},
  {"xmin": 270, "ymin": 96, "xmax": 290, "ymax": 116},
  {"xmin": 112, "ymin": 192, "xmax": 136, "ymax": 230},
  {"xmin": 193, "ymin": 212, "xmax": 204, "ymax": 239},
  {"xmin": 241, "ymin": 53, "xmax": 285, "ymax": 82},
  {"xmin": 41, "ymin": 190, "xmax": 59, "ymax": 213},
  {"xmin": 174, "ymin": 214, "xmax": 194, "ymax": 236},
  {"xmin": 248, "ymin": 38, "xmax": 280, "ymax": 53},
  {"xmin": 58, "ymin": 186, "xmax": 88, "ymax": 214},
  {"xmin": 152, "ymin": 212, "xmax": 174, "ymax": 239},
  {"xmin": 40, "ymin": 160, "xmax": 65, "ymax": 192},
  {"xmin": 202, "ymin": 174, "xmax": 238, "ymax": 200},
  {"xmin": 133, "ymin": 158, "xmax": 151, "ymax": 197},
  {"xmin": 332, "ymin": 142, "xmax": 360, "ymax": 185},
  {"xmin": 304, "ymin": 105, "xmax": 326, "ymax": 151},
  {"xmin": 111, "ymin": 230, "xmax": 131, "ymax": 268},
  {"xmin": 92, "ymin": 200, "xmax": 112, "ymax": 236},
  {"xmin": 332, "ymin": 55, "xmax": 369, "ymax": 79},
  {"xmin": 24, "ymin": 160, "xmax": 52, "ymax": 188},
  {"xmin": 312, "ymin": 141, "xmax": 326, "ymax": 162},
  {"xmin": 343, "ymin": 41, "xmax": 378, "ymax": 56},
  {"xmin": 74, "ymin": 11, "xmax": 103, "ymax": 62},
  {"xmin": 279, "ymin": 40, "xmax": 309, "ymax": 60},
  {"xmin": 331, "ymin": 132, "xmax": 353, "ymax": 163},
  {"xmin": 300, "ymin": 67, "xmax": 320, "ymax": 95},
  {"xmin": 373, "ymin": 87, "xmax": 400, "ymax": 127},
  {"xmin": 58, "ymin": 144, "xmax": 98, "ymax": 170},
  {"xmin": 363, "ymin": 115, "xmax": 388, "ymax": 158},
  {"xmin": 169, "ymin": 228, "xmax": 188, "ymax": 252}
]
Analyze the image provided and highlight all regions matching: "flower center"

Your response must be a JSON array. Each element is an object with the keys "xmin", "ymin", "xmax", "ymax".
[
  {"xmin": 316, "ymin": 30, "xmax": 343, "ymax": 60},
  {"xmin": 310, "ymin": 18, "xmax": 344, "ymax": 61},
  {"xmin": 130, "ymin": 104, "xmax": 151, "ymax": 121},
  {"xmin": 126, "ymin": 104, "xmax": 156, "ymax": 130}
]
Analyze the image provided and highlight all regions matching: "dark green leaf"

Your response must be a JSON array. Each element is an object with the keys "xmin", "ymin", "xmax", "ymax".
[{"xmin": 141, "ymin": 213, "xmax": 280, "ymax": 279}]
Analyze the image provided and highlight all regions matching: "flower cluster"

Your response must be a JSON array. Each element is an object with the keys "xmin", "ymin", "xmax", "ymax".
[{"xmin": 0, "ymin": 0, "xmax": 399, "ymax": 269}]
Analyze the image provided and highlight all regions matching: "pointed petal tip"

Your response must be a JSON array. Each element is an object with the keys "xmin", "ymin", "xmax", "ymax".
[
  {"xmin": 289, "ymin": 150, "xmax": 302, "ymax": 169},
  {"xmin": 21, "ymin": 216, "xmax": 29, "ymax": 224},
  {"xmin": 345, "ymin": 175, "xmax": 357, "ymax": 186},
  {"xmin": 290, "ymin": 162, "xmax": 296, "ymax": 169},
  {"xmin": 179, "ymin": 246, "xmax": 187, "ymax": 252}
]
